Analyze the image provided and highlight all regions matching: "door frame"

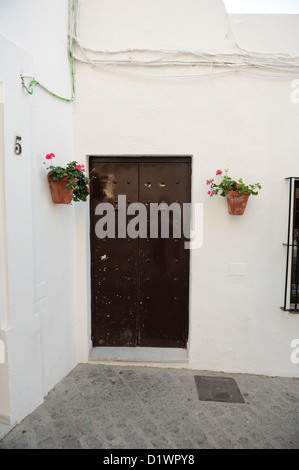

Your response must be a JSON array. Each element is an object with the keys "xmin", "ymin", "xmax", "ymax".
[{"xmin": 89, "ymin": 155, "xmax": 192, "ymax": 349}]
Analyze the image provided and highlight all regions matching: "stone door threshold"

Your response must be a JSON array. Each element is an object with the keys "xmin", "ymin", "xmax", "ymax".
[{"xmin": 89, "ymin": 347, "xmax": 188, "ymax": 363}]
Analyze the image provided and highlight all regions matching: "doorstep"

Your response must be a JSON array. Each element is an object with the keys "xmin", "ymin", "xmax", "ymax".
[{"xmin": 89, "ymin": 347, "xmax": 188, "ymax": 363}]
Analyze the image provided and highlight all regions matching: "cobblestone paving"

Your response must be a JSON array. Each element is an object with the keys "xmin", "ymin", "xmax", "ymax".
[{"xmin": 0, "ymin": 364, "xmax": 298, "ymax": 449}]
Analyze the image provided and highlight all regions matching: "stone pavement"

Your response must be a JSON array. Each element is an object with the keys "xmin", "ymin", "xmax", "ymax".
[{"xmin": 0, "ymin": 363, "xmax": 298, "ymax": 449}]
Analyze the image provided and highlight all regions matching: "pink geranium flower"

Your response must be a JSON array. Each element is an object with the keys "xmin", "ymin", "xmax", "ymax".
[
  {"xmin": 45, "ymin": 153, "xmax": 55, "ymax": 159},
  {"xmin": 216, "ymin": 169, "xmax": 222, "ymax": 175}
]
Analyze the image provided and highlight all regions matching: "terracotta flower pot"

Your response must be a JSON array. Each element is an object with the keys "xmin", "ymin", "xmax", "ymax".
[
  {"xmin": 225, "ymin": 190, "xmax": 250, "ymax": 215},
  {"xmin": 47, "ymin": 174, "xmax": 74, "ymax": 204}
]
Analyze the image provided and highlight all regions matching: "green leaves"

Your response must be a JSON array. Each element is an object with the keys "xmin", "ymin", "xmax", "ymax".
[{"xmin": 46, "ymin": 160, "xmax": 93, "ymax": 202}]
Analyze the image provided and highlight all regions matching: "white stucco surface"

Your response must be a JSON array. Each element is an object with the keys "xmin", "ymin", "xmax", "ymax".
[
  {"xmin": 0, "ymin": 1, "xmax": 76, "ymax": 425},
  {"xmin": 0, "ymin": 0, "xmax": 299, "ymax": 427}
]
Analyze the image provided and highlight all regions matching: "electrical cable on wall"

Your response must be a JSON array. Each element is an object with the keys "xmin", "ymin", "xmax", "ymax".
[
  {"xmin": 72, "ymin": 47, "xmax": 299, "ymax": 82},
  {"xmin": 72, "ymin": 0, "xmax": 299, "ymax": 81}
]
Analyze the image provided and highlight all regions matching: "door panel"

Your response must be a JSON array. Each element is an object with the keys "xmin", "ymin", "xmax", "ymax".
[
  {"xmin": 90, "ymin": 157, "xmax": 190, "ymax": 348},
  {"xmin": 138, "ymin": 163, "xmax": 189, "ymax": 347}
]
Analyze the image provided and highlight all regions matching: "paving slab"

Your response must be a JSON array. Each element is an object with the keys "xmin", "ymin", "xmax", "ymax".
[{"xmin": 0, "ymin": 364, "xmax": 298, "ymax": 449}]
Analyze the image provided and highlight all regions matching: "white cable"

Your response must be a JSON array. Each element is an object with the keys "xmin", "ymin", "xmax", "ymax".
[
  {"xmin": 73, "ymin": 42, "xmax": 299, "ymax": 75},
  {"xmin": 73, "ymin": 47, "xmax": 299, "ymax": 81},
  {"xmin": 72, "ymin": 53, "xmax": 254, "ymax": 82},
  {"xmin": 73, "ymin": 59, "xmax": 299, "ymax": 82},
  {"xmin": 74, "ymin": 46, "xmax": 299, "ymax": 67},
  {"xmin": 74, "ymin": 41, "xmax": 299, "ymax": 67}
]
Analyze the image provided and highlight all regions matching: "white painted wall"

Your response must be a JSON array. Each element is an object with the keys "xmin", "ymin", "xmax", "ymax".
[
  {"xmin": 0, "ymin": 0, "xmax": 298, "ymax": 429},
  {"xmin": 0, "ymin": 82, "xmax": 11, "ymax": 423},
  {"xmin": 229, "ymin": 14, "xmax": 299, "ymax": 54},
  {"xmin": 73, "ymin": 0, "xmax": 299, "ymax": 377},
  {"xmin": 0, "ymin": 0, "xmax": 76, "ymax": 425}
]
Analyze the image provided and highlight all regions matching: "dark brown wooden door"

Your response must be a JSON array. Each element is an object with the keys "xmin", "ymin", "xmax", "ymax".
[{"xmin": 90, "ymin": 157, "xmax": 191, "ymax": 348}]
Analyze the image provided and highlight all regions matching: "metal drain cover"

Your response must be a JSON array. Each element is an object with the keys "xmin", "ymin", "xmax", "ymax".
[{"xmin": 194, "ymin": 376, "xmax": 245, "ymax": 403}]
